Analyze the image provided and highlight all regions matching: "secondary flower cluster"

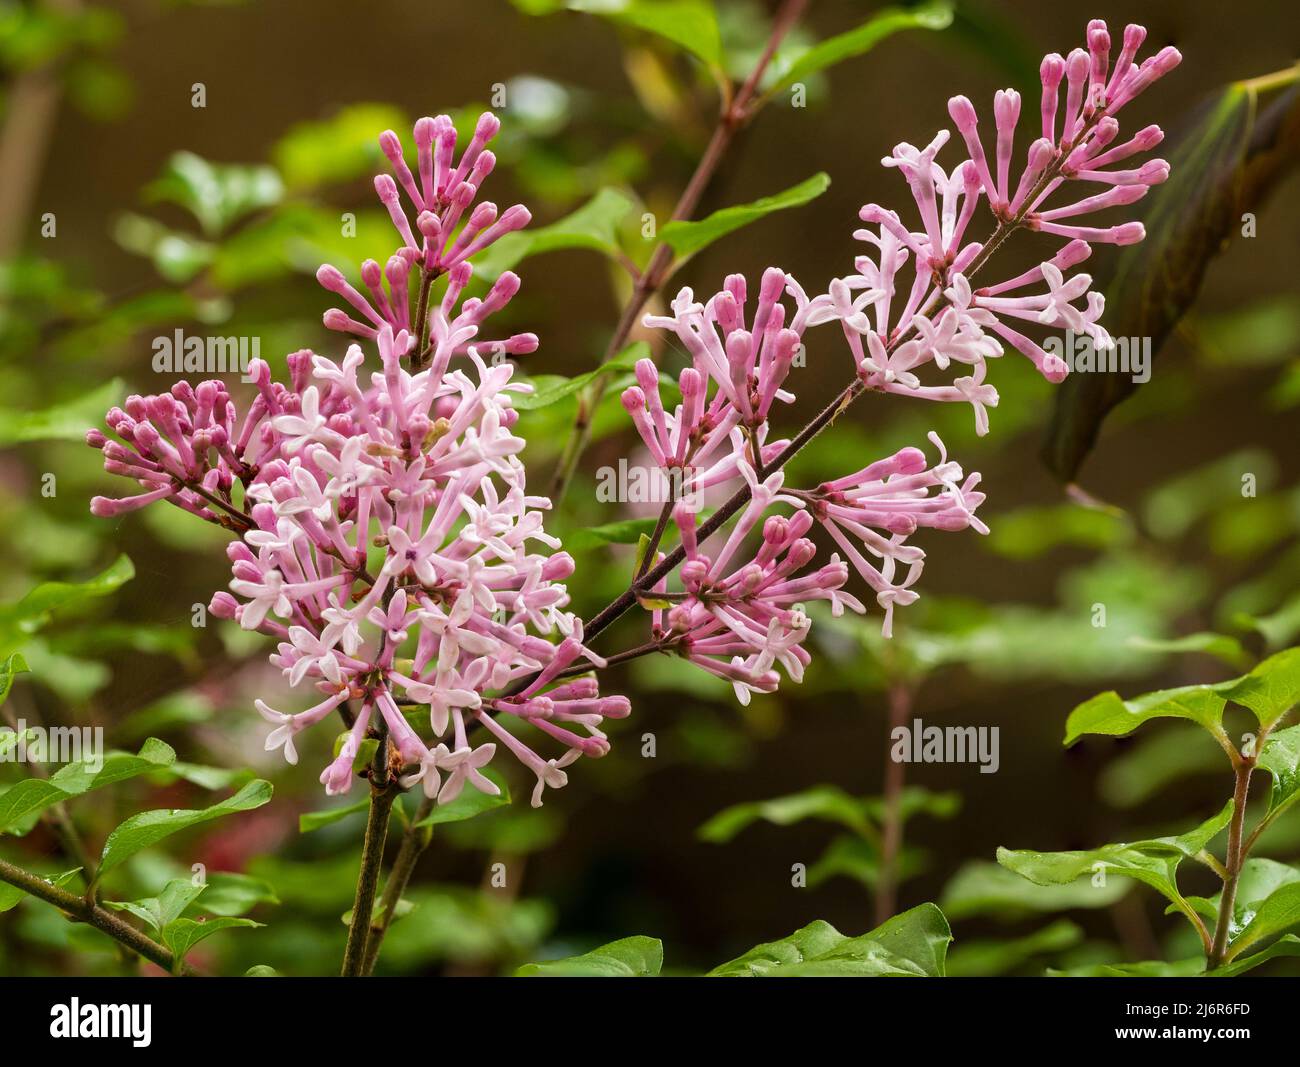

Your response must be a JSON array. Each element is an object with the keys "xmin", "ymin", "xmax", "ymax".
[
  {"xmin": 623, "ymin": 19, "xmax": 1174, "ymax": 696},
  {"xmin": 88, "ymin": 18, "xmax": 1177, "ymax": 806},
  {"xmin": 90, "ymin": 114, "xmax": 627, "ymax": 807},
  {"xmin": 837, "ymin": 18, "xmax": 1178, "ymax": 407}
]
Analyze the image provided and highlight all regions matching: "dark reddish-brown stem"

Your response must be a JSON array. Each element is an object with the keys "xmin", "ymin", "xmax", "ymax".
[
  {"xmin": 360, "ymin": 793, "xmax": 435, "ymax": 975},
  {"xmin": 0, "ymin": 857, "xmax": 193, "ymax": 974},
  {"xmin": 546, "ymin": 0, "xmax": 809, "ymax": 504},
  {"xmin": 875, "ymin": 681, "xmax": 912, "ymax": 925},
  {"xmin": 341, "ymin": 725, "xmax": 397, "ymax": 976},
  {"xmin": 1209, "ymin": 741, "xmax": 1261, "ymax": 969},
  {"xmin": 634, "ymin": 499, "xmax": 676, "ymax": 581}
]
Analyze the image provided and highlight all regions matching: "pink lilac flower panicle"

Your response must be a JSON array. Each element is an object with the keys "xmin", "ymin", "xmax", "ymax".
[{"xmin": 89, "ymin": 116, "xmax": 622, "ymax": 808}]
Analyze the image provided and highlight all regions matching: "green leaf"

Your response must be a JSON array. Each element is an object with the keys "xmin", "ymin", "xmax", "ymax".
[
  {"xmin": 862, "ymin": 787, "xmax": 962, "ymax": 825},
  {"xmin": 5, "ymin": 641, "xmax": 108, "ymax": 704},
  {"xmin": 112, "ymin": 213, "xmax": 215, "ymax": 283},
  {"xmin": 299, "ymin": 798, "xmax": 369, "ymax": 833},
  {"xmin": 1215, "ymin": 646, "xmax": 1300, "ymax": 729},
  {"xmin": 512, "ymin": 340, "xmax": 647, "ymax": 410},
  {"xmin": 0, "ymin": 378, "xmax": 123, "ymax": 447},
  {"xmin": 1259, "ymin": 724, "xmax": 1300, "ymax": 821},
  {"xmin": 707, "ymin": 919, "xmax": 844, "ymax": 977},
  {"xmin": 414, "ymin": 769, "xmax": 511, "ymax": 827},
  {"xmin": 98, "ymin": 779, "xmax": 274, "ymax": 876},
  {"xmin": 208, "ymin": 203, "xmax": 396, "ymax": 290},
  {"xmin": 565, "ymin": 516, "xmax": 660, "ymax": 551},
  {"xmin": 659, "ymin": 172, "xmax": 830, "ymax": 260},
  {"xmin": 196, "ymin": 872, "xmax": 279, "ymax": 917},
  {"xmin": 1143, "ymin": 449, "xmax": 1276, "ymax": 541},
  {"xmin": 1211, "ymin": 934, "xmax": 1300, "ymax": 976},
  {"xmin": 0, "ymin": 653, "xmax": 28, "ymax": 708},
  {"xmin": 559, "ymin": 0, "xmax": 723, "ymax": 70},
  {"xmin": 366, "ymin": 884, "xmax": 552, "ymax": 970},
  {"xmin": 1065, "ymin": 647, "xmax": 1300, "ymax": 746},
  {"xmin": 997, "ymin": 802, "xmax": 1234, "ymax": 926},
  {"xmin": 516, "ymin": 934, "xmax": 663, "ymax": 976},
  {"xmin": 161, "ymin": 916, "xmax": 262, "ymax": 963},
  {"xmin": 708, "ymin": 904, "xmax": 951, "ymax": 977},
  {"xmin": 632, "ymin": 532, "xmax": 652, "ymax": 576},
  {"xmin": 1127, "ymin": 632, "xmax": 1252, "ymax": 671},
  {"xmin": 807, "ymin": 834, "xmax": 929, "ymax": 891},
  {"xmin": 1064, "ymin": 686, "xmax": 1228, "ymax": 746},
  {"xmin": 104, "ymin": 878, "xmax": 205, "ymax": 933},
  {"xmin": 145, "ymin": 152, "xmax": 283, "ymax": 237},
  {"xmin": 162, "ymin": 762, "xmax": 252, "ymax": 792},
  {"xmin": 1236, "ymin": 595, "xmax": 1300, "ymax": 651},
  {"xmin": 940, "ymin": 860, "xmax": 1129, "ymax": 921},
  {"xmin": 0, "ymin": 727, "xmax": 36, "ymax": 763},
  {"xmin": 1043, "ymin": 67, "xmax": 1300, "ymax": 480},
  {"xmin": 1099, "ymin": 724, "xmax": 1226, "ymax": 808},
  {"xmin": 0, "ymin": 554, "xmax": 135, "ymax": 653},
  {"xmin": 0, "ymin": 738, "xmax": 176, "ymax": 835},
  {"xmin": 766, "ymin": 1, "xmax": 953, "ymax": 95},
  {"xmin": 116, "ymin": 692, "xmax": 213, "ymax": 743},
  {"xmin": 698, "ymin": 784, "xmax": 872, "ymax": 843},
  {"xmin": 1051, "ymin": 958, "xmax": 1208, "ymax": 978},
  {"xmin": 1195, "ymin": 297, "xmax": 1300, "ymax": 368},
  {"xmin": 1226, "ymin": 878, "xmax": 1300, "ymax": 961},
  {"xmin": 983, "ymin": 502, "xmax": 1130, "ymax": 560},
  {"xmin": 341, "ymin": 896, "xmax": 416, "ymax": 928},
  {"xmin": 946, "ymin": 919, "xmax": 1083, "ymax": 977},
  {"xmin": 476, "ymin": 187, "xmax": 634, "ymax": 281},
  {"xmin": 442, "ymin": 805, "xmax": 563, "ymax": 855},
  {"xmin": 0, "ymin": 867, "xmax": 81, "ymax": 913},
  {"xmin": 272, "ymin": 103, "xmax": 407, "ymax": 192}
]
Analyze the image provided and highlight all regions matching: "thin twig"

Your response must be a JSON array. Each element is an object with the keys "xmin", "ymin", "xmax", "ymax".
[
  {"xmin": 546, "ymin": 0, "xmax": 809, "ymax": 505},
  {"xmin": 180, "ymin": 479, "xmax": 255, "ymax": 531},
  {"xmin": 1209, "ymin": 749, "xmax": 1259, "ymax": 968},
  {"xmin": 360, "ymin": 794, "xmax": 435, "ymax": 975},
  {"xmin": 341, "ymin": 727, "xmax": 396, "ymax": 977},
  {"xmin": 634, "ymin": 499, "xmax": 677, "ymax": 583},
  {"xmin": 410, "ymin": 266, "xmax": 439, "ymax": 371},
  {"xmin": 0, "ymin": 857, "xmax": 193, "ymax": 974},
  {"xmin": 875, "ymin": 681, "xmax": 912, "ymax": 925}
]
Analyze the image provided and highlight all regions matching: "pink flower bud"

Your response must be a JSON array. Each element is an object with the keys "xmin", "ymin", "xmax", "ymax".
[
  {"xmin": 947, "ymin": 94, "xmax": 979, "ymax": 133},
  {"xmin": 379, "ymin": 130, "xmax": 404, "ymax": 163},
  {"xmin": 316, "ymin": 264, "xmax": 347, "ymax": 293}
]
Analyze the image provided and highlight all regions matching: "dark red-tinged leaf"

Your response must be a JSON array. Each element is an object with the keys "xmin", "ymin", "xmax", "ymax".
[{"xmin": 1041, "ymin": 67, "xmax": 1300, "ymax": 483}]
